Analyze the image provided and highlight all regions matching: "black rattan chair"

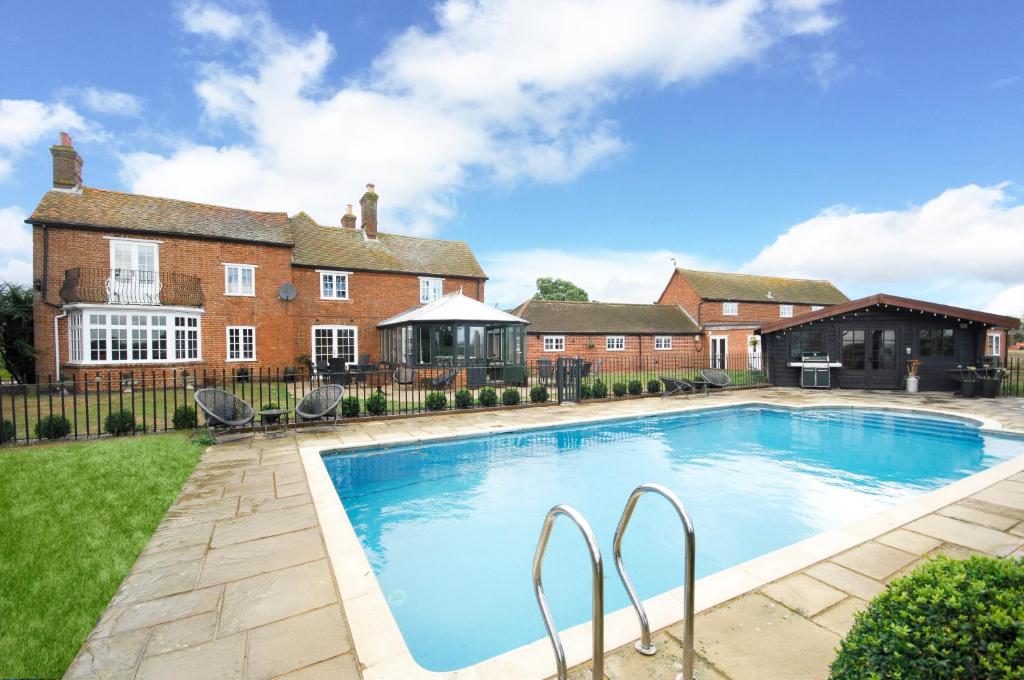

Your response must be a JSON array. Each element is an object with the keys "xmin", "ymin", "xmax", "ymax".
[
  {"xmin": 659, "ymin": 376, "xmax": 694, "ymax": 399},
  {"xmin": 700, "ymin": 369, "xmax": 733, "ymax": 395},
  {"xmin": 393, "ymin": 366, "xmax": 418, "ymax": 385},
  {"xmin": 537, "ymin": 359, "xmax": 554, "ymax": 385},
  {"xmin": 432, "ymin": 367, "xmax": 459, "ymax": 389},
  {"xmin": 193, "ymin": 388, "xmax": 256, "ymax": 443},
  {"xmin": 296, "ymin": 384, "xmax": 345, "ymax": 430}
]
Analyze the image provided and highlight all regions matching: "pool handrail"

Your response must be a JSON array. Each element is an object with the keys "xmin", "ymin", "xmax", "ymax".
[
  {"xmin": 613, "ymin": 482, "xmax": 696, "ymax": 679},
  {"xmin": 532, "ymin": 504, "xmax": 604, "ymax": 680}
]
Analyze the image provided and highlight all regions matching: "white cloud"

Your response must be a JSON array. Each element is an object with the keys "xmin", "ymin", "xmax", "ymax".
[
  {"xmin": 0, "ymin": 206, "xmax": 32, "ymax": 286},
  {"xmin": 743, "ymin": 182, "xmax": 1024, "ymax": 311},
  {"xmin": 123, "ymin": 0, "xmax": 838, "ymax": 233},
  {"xmin": 0, "ymin": 99, "xmax": 90, "ymax": 184},
  {"xmin": 80, "ymin": 87, "xmax": 143, "ymax": 116},
  {"xmin": 481, "ymin": 248, "xmax": 718, "ymax": 308},
  {"xmin": 986, "ymin": 285, "xmax": 1024, "ymax": 319}
]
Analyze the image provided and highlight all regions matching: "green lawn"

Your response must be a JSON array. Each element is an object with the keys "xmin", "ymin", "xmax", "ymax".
[{"xmin": 0, "ymin": 433, "xmax": 202, "ymax": 678}]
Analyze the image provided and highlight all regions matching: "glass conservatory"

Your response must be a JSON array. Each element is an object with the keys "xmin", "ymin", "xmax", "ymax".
[{"xmin": 378, "ymin": 292, "xmax": 528, "ymax": 366}]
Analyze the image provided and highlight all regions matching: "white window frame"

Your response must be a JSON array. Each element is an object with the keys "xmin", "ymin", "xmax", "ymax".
[
  {"xmin": 654, "ymin": 336, "xmax": 672, "ymax": 350},
  {"xmin": 226, "ymin": 326, "xmax": 256, "ymax": 362},
  {"xmin": 542, "ymin": 335, "xmax": 565, "ymax": 352},
  {"xmin": 722, "ymin": 301, "xmax": 739, "ymax": 316},
  {"xmin": 107, "ymin": 237, "xmax": 161, "ymax": 274},
  {"xmin": 606, "ymin": 335, "xmax": 625, "ymax": 351},
  {"xmin": 779, "ymin": 304, "xmax": 794, "ymax": 318},
  {"xmin": 419, "ymin": 277, "xmax": 444, "ymax": 303},
  {"xmin": 318, "ymin": 270, "xmax": 350, "ymax": 300},
  {"xmin": 810, "ymin": 305, "xmax": 824, "ymax": 312},
  {"xmin": 987, "ymin": 333, "xmax": 1002, "ymax": 356},
  {"xmin": 311, "ymin": 325, "xmax": 359, "ymax": 366},
  {"xmin": 67, "ymin": 306, "xmax": 203, "ymax": 365},
  {"xmin": 223, "ymin": 263, "xmax": 256, "ymax": 297}
]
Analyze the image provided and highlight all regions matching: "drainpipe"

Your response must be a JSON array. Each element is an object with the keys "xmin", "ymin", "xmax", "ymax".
[{"xmin": 53, "ymin": 310, "xmax": 67, "ymax": 381}]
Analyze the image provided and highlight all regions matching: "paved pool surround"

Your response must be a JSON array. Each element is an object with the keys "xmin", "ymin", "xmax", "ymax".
[{"xmin": 65, "ymin": 389, "xmax": 1024, "ymax": 680}]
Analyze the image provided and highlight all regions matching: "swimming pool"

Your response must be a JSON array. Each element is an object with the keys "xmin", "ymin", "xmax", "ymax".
[{"xmin": 321, "ymin": 406, "xmax": 1023, "ymax": 672}]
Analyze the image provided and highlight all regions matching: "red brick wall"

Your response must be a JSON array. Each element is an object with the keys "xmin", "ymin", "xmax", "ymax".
[
  {"xmin": 525, "ymin": 333, "xmax": 699, "ymax": 362},
  {"xmin": 32, "ymin": 224, "xmax": 485, "ymax": 377}
]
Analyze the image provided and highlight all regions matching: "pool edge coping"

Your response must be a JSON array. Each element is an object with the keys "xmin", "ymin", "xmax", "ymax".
[{"xmin": 299, "ymin": 399, "xmax": 1024, "ymax": 680}]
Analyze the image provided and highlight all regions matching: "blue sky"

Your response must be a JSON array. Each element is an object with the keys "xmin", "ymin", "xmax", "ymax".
[{"xmin": 1, "ymin": 1, "xmax": 1021, "ymax": 314}]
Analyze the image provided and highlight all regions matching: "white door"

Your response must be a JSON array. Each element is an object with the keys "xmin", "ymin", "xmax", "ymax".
[
  {"xmin": 312, "ymin": 326, "xmax": 358, "ymax": 366},
  {"xmin": 747, "ymin": 334, "xmax": 762, "ymax": 370},
  {"xmin": 109, "ymin": 240, "xmax": 159, "ymax": 304},
  {"xmin": 710, "ymin": 336, "xmax": 728, "ymax": 369}
]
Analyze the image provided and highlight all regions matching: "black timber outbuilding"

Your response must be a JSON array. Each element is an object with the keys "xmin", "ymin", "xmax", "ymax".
[{"xmin": 759, "ymin": 293, "xmax": 1017, "ymax": 391}]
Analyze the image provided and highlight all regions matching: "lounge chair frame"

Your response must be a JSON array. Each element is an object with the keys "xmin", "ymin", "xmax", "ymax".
[
  {"xmin": 296, "ymin": 384, "xmax": 345, "ymax": 430},
  {"xmin": 193, "ymin": 388, "xmax": 256, "ymax": 443}
]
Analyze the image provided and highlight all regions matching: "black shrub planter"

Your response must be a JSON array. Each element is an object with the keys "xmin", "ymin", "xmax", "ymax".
[
  {"xmin": 961, "ymin": 380, "xmax": 978, "ymax": 398},
  {"xmin": 980, "ymin": 378, "xmax": 1000, "ymax": 398}
]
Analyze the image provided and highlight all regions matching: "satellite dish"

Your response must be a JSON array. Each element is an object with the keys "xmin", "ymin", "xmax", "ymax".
[{"xmin": 278, "ymin": 283, "xmax": 297, "ymax": 301}]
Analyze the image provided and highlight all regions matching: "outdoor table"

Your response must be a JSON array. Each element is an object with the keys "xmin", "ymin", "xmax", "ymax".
[{"xmin": 258, "ymin": 408, "xmax": 291, "ymax": 439}]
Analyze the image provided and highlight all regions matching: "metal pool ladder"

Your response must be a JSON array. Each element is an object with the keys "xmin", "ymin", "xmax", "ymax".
[
  {"xmin": 614, "ymin": 483, "xmax": 696, "ymax": 680},
  {"xmin": 532, "ymin": 504, "xmax": 604, "ymax": 680}
]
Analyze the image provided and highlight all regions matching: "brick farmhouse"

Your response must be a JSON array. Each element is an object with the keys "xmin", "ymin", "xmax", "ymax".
[
  {"xmin": 657, "ymin": 268, "xmax": 848, "ymax": 368},
  {"xmin": 29, "ymin": 134, "xmax": 486, "ymax": 380}
]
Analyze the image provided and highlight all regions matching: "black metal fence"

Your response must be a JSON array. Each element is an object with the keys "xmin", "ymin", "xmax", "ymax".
[
  {"xmin": 0, "ymin": 352, "xmax": 770, "ymax": 446},
  {"xmin": 1002, "ymin": 357, "xmax": 1023, "ymax": 397}
]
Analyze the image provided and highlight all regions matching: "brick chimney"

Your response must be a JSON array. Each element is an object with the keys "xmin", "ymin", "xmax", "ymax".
[
  {"xmin": 50, "ymin": 131, "xmax": 84, "ymax": 190},
  {"xmin": 359, "ymin": 183, "xmax": 378, "ymax": 239},
  {"xmin": 341, "ymin": 204, "xmax": 356, "ymax": 229}
]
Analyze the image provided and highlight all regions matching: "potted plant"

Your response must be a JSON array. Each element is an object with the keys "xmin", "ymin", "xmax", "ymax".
[
  {"xmin": 905, "ymin": 359, "xmax": 922, "ymax": 393},
  {"xmin": 980, "ymin": 368, "xmax": 1006, "ymax": 398},
  {"xmin": 261, "ymin": 402, "xmax": 282, "ymax": 425},
  {"xmin": 960, "ymin": 366, "xmax": 978, "ymax": 398}
]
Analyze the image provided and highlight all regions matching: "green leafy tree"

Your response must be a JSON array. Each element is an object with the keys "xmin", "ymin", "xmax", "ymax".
[
  {"xmin": 0, "ymin": 282, "xmax": 35, "ymax": 383},
  {"xmin": 532, "ymin": 277, "xmax": 589, "ymax": 302}
]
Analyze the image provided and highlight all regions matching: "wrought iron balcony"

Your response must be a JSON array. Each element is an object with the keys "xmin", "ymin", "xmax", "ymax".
[{"xmin": 60, "ymin": 268, "xmax": 205, "ymax": 308}]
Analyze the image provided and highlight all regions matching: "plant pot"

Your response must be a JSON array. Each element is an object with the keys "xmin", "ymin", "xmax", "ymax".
[
  {"xmin": 905, "ymin": 376, "xmax": 919, "ymax": 393},
  {"xmin": 960, "ymin": 381, "xmax": 977, "ymax": 398},
  {"xmin": 980, "ymin": 379, "xmax": 999, "ymax": 398},
  {"xmin": 262, "ymin": 414, "xmax": 281, "ymax": 425}
]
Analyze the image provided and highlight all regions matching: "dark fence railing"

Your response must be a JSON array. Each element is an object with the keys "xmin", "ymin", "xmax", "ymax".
[
  {"xmin": 60, "ymin": 267, "xmax": 205, "ymax": 307},
  {"xmin": 0, "ymin": 352, "xmax": 772, "ymax": 446},
  {"xmin": 1002, "ymin": 357, "xmax": 1023, "ymax": 397}
]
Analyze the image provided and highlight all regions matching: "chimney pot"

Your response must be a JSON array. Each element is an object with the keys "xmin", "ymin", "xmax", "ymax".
[
  {"xmin": 341, "ymin": 203, "xmax": 356, "ymax": 229},
  {"xmin": 50, "ymin": 131, "xmax": 84, "ymax": 190},
  {"xmin": 359, "ymin": 183, "xmax": 378, "ymax": 239}
]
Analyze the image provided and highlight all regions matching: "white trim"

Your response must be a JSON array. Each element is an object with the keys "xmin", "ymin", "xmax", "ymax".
[
  {"xmin": 103, "ymin": 236, "xmax": 164, "ymax": 244},
  {"xmin": 710, "ymin": 334, "xmax": 728, "ymax": 369},
  {"xmin": 779, "ymin": 304, "xmax": 794, "ymax": 318},
  {"xmin": 722, "ymin": 301, "xmax": 739, "ymax": 316},
  {"xmin": 542, "ymin": 335, "xmax": 565, "ymax": 352},
  {"xmin": 986, "ymin": 332, "xmax": 1002, "ymax": 356},
  {"xmin": 316, "ymin": 269, "xmax": 352, "ymax": 275},
  {"xmin": 606, "ymin": 335, "xmax": 625, "ymax": 351},
  {"xmin": 226, "ymin": 325, "xmax": 257, "ymax": 362},
  {"xmin": 810, "ymin": 305, "xmax": 824, "ymax": 312},
  {"xmin": 63, "ymin": 303, "xmax": 206, "ymax": 315},
  {"xmin": 311, "ymin": 325, "xmax": 359, "ymax": 365},
  {"xmin": 319, "ymin": 271, "xmax": 350, "ymax": 301},
  {"xmin": 654, "ymin": 335, "xmax": 672, "ymax": 350},
  {"xmin": 419, "ymin": 276, "xmax": 444, "ymax": 303},
  {"xmin": 223, "ymin": 263, "xmax": 256, "ymax": 297}
]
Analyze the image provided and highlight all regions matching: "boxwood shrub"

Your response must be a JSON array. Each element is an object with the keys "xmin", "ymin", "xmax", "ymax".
[
  {"xmin": 35, "ymin": 414, "xmax": 72, "ymax": 440},
  {"xmin": 478, "ymin": 386, "xmax": 498, "ymax": 407},
  {"xmin": 612, "ymin": 381, "xmax": 628, "ymax": 397},
  {"xmin": 1, "ymin": 418, "xmax": 15, "ymax": 443},
  {"xmin": 830, "ymin": 555, "xmax": 1024, "ymax": 680},
  {"xmin": 647, "ymin": 379, "xmax": 662, "ymax": 395},
  {"xmin": 580, "ymin": 382, "xmax": 593, "ymax": 399},
  {"xmin": 365, "ymin": 392, "xmax": 388, "ymax": 416},
  {"xmin": 341, "ymin": 396, "xmax": 361, "ymax": 418},
  {"xmin": 529, "ymin": 385, "xmax": 549, "ymax": 403},
  {"xmin": 172, "ymin": 405, "xmax": 197, "ymax": 430},
  {"xmin": 425, "ymin": 391, "xmax": 447, "ymax": 411},
  {"xmin": 105, "ymin": 409, "xmax": 136, "ymax": 436},
  {"xmin": 502, "ymin": 388, "xmax": 521, "ymax": 406},
  {"xmin": 591, "ymin": 380, "xmax": 607, "ymax": 398},
  {"xmin": 627, "ymin": 380, "xmax": 643, "ymax": 396},
  {"xmin": 454, "ymin": 388, "xmax": 474, "ymax": 409}
]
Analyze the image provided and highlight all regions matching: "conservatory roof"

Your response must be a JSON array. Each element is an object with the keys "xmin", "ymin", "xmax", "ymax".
[{"xmin": 378, "ymin": 292, "xmax": 529, "ymax": 328}]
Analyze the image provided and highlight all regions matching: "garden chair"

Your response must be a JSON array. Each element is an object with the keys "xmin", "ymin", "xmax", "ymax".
[
  {"xmin": 659, "ymin": 376, "xmax": 695, "ymax": 399},
  {"xmin": 699, "ymin": 369, "xmax": 733, "ymax": 395},
  {"xmin": 432, "ymin": 367, "xmax": 459, "ymax": 390},
  {"xmin": 193, "ymin": 388, "xmax": 256, "ymax": 443},
  {"xmin": 580, "ymin": 361, "xmax": 593, "ymax": 379},
  {"xmin": 537, "ymin": 359, "xmax": 554, "ymax": 385},
  {"xmin": 296, "ymin": 384, "xmax": 345, "ymax": 430},
  {"xmin": 393, "ymin": 366, "xmax": 418, "ymax": 386}
]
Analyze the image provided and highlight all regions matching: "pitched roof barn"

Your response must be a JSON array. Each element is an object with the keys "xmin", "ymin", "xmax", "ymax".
[
  {"xmin": 511, "ymin": 299, "xmax": 699, "ymax": 334},
  {"xmin": 672, "ymin": 268, "xmax": 848, "ymax": 305}
]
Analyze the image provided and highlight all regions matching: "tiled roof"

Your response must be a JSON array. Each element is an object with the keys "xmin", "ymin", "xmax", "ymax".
[
  {"xmin": 289, "ymin": 213, "xmax": 486, "ymax": 279},
  {"xmin": 28, "ymin": 188, "xmax": 292, "ymax": 245},
  {"xmin": 675, "ymin": 268, "xmax": 848, "ymax": 304},
  {"xmin": 511, "ymin": 299, "xmax": 699, "ymax": 334},
  {"xmin": 759, "ymin": 293, "xmax": 1021, "ymax": 334}
]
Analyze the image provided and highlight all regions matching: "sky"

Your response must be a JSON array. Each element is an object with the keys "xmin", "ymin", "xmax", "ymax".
[{"xmin": 0, "ymin": 0, "xmax": 1022, "ymax": 316}]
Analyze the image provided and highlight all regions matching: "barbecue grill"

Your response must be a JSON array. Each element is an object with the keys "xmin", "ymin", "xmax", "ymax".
[{"xmin": 786, "ymin": 351, "xmax": 842, "ymax": 389}]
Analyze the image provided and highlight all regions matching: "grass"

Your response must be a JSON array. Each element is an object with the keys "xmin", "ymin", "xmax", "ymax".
[{"xmin": 0, "ymin": 433, "xmax": 203, "ymax": 678}]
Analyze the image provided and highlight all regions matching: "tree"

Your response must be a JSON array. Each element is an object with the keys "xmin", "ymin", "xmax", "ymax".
[
  {"xmin": 532, "ymin": 277, "xmax": 589, "ymax": 302},
  {"xmin": 0, "ymin": 282, "xmax": 35, "ymax": 383}
]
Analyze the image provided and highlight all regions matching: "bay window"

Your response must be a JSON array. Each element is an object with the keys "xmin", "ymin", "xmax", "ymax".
[{"xmin": 68, "ymin": 308, "xmax": 202, "ymax": 364}]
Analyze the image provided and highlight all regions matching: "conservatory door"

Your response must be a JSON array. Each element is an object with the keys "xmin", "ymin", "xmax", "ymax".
[{"xmin": 312, "ymin": 326, "xmax": 358, "ymax": 365}]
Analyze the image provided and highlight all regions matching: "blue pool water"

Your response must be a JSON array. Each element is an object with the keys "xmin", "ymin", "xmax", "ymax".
[{"xmin": 322, "ymin": 406, "xmax": 1023, "ymax": 671}]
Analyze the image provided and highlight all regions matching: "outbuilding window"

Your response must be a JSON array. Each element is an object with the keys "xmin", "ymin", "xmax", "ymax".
[
  {"xmin": 654, "ymin": 336, "xmax": 672, "ymax": 350},
  {"xmin": 543, "ymin": 335, "xmax": 565, "ymax": 352},
  {"xmin": 606, "ymin": 336, "xmax": 625, "ymax": 351},
  {"xmin": 722, "ymin": 302, "xmax": 738, "ymax": 316},
  {"xmin": 987, "ymin": 333, "xmax": 1002, "ymax": 357},
  {"xmin": 919, "ymin": 329, "xmax": 954, "ymax": 357},
  {"xmin": 779, "ymin": 305, "xmax": 794, "ymax": 318}
]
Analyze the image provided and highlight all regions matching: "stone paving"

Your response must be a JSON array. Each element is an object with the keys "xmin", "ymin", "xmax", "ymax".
[{"xmin": 63, "ymin": 389, "xmax": 1024, "ymax": 679}]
